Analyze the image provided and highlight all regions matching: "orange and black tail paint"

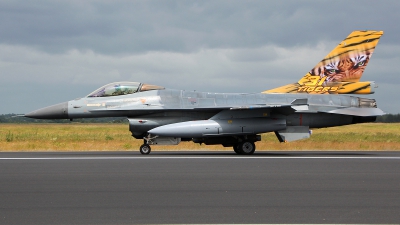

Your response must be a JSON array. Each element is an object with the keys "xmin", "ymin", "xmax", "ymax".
[{"xmin": 264, "ymin": 30, "xmax": 384, "ymax": 94}]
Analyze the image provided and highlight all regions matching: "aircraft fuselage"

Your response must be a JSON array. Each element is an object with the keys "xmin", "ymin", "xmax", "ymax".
[{"xmin": 26, "ymin": 89, "xmax": 380, "ymax": 138}]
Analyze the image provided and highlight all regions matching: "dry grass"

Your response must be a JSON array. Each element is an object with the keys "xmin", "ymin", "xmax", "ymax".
[{"xmin": 1, "ymin": 123, "xmax": 400, "ymax": 151}]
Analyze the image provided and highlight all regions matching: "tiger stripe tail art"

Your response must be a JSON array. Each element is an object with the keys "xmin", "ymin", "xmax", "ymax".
[{"xmin": 264, "ymin": 30, "xmax": 384, "ymax": 94}]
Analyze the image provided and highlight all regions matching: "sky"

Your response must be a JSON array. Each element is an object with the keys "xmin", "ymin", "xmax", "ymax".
[{"xmin": 1, "ymin": 0, "xmax": 399, "ymax": 114}]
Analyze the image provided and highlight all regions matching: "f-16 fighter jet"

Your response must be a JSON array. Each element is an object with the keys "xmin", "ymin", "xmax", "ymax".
[{"xmin": 25, "ymin": 30, "xmax": 384, "ymax": 154}]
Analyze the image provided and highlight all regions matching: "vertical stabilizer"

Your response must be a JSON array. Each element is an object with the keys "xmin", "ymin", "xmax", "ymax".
[{"xmin": 264, "ymin": 30, "xmax": 383, "ymax": 94}]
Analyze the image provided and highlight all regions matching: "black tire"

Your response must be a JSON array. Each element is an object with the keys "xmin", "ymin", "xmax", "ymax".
[
  {"xmin": 238, "ymin": 141, "xmax": 255, "ymax": 155},
  {"xmin": 233, "ymin": 144, "xmax": 242, "ymax": 154},
  {"xmin": 139, "ymin": 144, "xmax": 151, "ymax": 154}
]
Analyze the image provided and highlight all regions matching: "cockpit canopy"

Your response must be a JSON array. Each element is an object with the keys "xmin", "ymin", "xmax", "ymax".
[{"xmin": 87, "ymin": 82, "xmax": 165, "ymax": 98}]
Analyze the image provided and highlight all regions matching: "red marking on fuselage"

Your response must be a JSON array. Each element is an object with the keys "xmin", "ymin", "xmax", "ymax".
[{"xmin": 300, "ymin": 114, "xmax": 303, "ymax": 126}]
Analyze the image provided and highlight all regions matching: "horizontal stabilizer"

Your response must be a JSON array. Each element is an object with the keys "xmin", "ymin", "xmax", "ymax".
[
  {"xmin": 321, "ymin": 107, "xmax": 385, "ymax": 116},
  {"xmin": 274, "ymin": 126, "xmax": 310, "ymax": 142}
]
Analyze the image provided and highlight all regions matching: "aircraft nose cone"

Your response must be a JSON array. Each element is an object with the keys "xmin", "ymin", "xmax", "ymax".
[{"xmin": 25, "ymin": 102, "xmax": 69, "ymax": 119}]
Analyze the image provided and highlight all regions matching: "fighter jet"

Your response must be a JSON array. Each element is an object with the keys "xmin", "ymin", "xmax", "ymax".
[{"xmin": 25, "ymin": 30, "xmax": 384, "ymax": 154}]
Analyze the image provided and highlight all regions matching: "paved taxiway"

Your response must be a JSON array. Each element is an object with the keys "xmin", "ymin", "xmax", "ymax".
[{"xmin": 0, "ymin": 151, "xmax": 399, "ymax": 224}]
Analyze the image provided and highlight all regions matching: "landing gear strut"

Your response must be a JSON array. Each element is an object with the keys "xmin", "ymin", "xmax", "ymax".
[{"xmin": 140, "ymin": 134, "xmax": 156, "ymax": 154}]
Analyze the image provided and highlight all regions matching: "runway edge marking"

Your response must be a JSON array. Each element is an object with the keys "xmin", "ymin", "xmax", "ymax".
[{"xmin": 1, "ymin": 156, "xmax": 400, "ymax": 160}]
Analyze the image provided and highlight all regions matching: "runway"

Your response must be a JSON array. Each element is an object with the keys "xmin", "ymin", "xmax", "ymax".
[{"xmin": 0, "ymin": 151, "xmax": 399, "ymax": 224}]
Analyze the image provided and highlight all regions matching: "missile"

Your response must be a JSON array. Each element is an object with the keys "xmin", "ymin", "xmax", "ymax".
[{"xmin": 148, "ymin": 118, "xmax": 286, "ymax": 138}]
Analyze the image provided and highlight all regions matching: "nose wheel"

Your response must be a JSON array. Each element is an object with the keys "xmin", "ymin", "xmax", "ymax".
[
  {"xmin": 140, "ymin": 134, "xmax": 157, "ymax": 154},
  {"xmin": 139, "ymin": 144, "xmax": 151, "ymax": 154}
]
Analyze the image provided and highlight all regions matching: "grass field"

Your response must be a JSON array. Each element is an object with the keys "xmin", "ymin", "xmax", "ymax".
[{"xmin": 1, "ymin": 123, "xmax": 400, "ymax": 151}]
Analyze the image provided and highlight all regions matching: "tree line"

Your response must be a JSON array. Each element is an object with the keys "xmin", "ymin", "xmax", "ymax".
[
  {"xmin": 1, "ymin": 113, "xmax": 400, "ymax": 123},
  {"xmin": 375, "ymin": 113, "xmax": 400, "ymax": 123}
]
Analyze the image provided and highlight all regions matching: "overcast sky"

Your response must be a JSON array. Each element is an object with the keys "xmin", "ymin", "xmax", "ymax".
[{"xmin": 1, "ymin": 0, "xmax": 399, "ymax": 114}]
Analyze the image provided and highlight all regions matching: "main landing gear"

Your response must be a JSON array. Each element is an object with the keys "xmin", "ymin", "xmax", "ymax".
[{"xmin": 233, "ymin": 141, "xmax": 256, "ymax": 155}]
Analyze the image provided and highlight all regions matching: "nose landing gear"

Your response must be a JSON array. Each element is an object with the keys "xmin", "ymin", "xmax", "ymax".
[
  {"xmin": 139, "ymin": 134, "xmax": 157, "ymax": 154},
  {"xmin": 139, "ymin": 143, "xmax": 151, "ymax": 154}
]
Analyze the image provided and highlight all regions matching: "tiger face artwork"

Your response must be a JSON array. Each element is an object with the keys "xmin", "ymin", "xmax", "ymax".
[
  {"xmin": 263, "ymin": 30, "xmax": 383, "ymax": 95},
  {"xmin": 310, "ymin": 51, "xmax": 372, "ymax": 84}
]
